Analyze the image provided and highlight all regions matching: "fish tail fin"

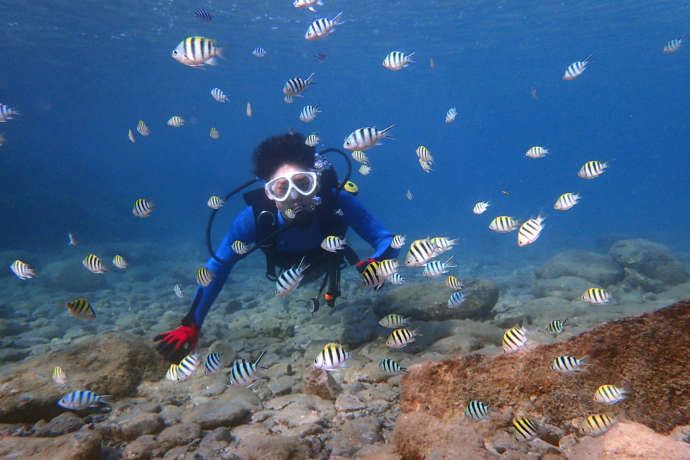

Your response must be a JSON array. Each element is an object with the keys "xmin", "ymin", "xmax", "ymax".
[
  {"xmin": 584, "ymin": 54, "xmax": 593, "ymax": 63},
  {"xmin": 308, "ymin": 7, "xmax": 316, "ymax": 12},
  {"xmin": 97, "ymin": 395, "xmax": 112, "ymax": 405},
  {"xmin": 254, "ymin": 351, "xmax": 266, "ymax": 366},
  {"xmin": 305, "ymin": 73, "xmax": 315, "ymax": 85},
  {"xmin": 381, "ymin": 124, "xmax": 396, "ymax": 137},
  {"xmin": 400, "ymin": 366, "xmax": 408, "ymax": 373},
  {"xmin": 407, "ymin": 51, "xmax": 416, "ymax": 62},
  {"xmin": 332, "ymin": 11, "xmax": 344, "ymax": 24},
  {"xmin": 216, "ymin": 47, "xmax": 225, "ymax": 59}
]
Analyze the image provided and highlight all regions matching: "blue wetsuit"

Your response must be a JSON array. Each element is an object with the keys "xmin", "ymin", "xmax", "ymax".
[{"xmin": 188, "ymin": 188, "xmax": 399, "ymax": 328}]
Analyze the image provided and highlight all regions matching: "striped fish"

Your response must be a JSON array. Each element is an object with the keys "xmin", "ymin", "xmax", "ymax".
[
  {"xmin": 581, "ymin": 413, "xmax": 617, "ymax": 436},
  {"xmin": 210, "ymin": 87, "xmax": 229, "ymax": 103},
  {"xmin": 377, "ymin": 259, "xmax": 399, "ymax": 279},
  {"xmin": 465, "ymin": 400, "xmax": 490, "ymax": 420},
  {"xmin": 0, "ymin": 104, "xmax": 19, "ymax": 122},
  {"xmin": 321, "ymin": 235, "xmax": 346, "ymax": 252},
  {"xmin": 52, "ymin": 366, "xmax": 67, "ymax": 385},
  {"xmin": 211, "ymin": 125, "xmax": 221, "ymax": 140},
  {"xmin": 343, "ymin": 125, "xmax": 395, "ymax": 151},
  {"xmin": 294, "ymin": 0, "xmax": 324, "ymax": 13},
  {"xmin": 554, "ymin": 193, "xmax": 580, "ymax": 211},
  {"xmin": 546, "ymin": 319, "xmax": 567, "ymax": 336},
  {"xmin": 448, "ymin": 291, "xmax": 466, "ymax": 307},
  {"xmin": 128, "ymin": 129, "xmax": 135, "ymax": 143},
  {"xmin": 174, "ymin": 283, "xmax": 184, "ymax": 298},
  {"xmin": 550, "ymin": 355, "xmax": 587, "ymax": 373},
  {"xmin": 83, "ymin": 254, "xmax": 106, "ymax": 274},
  {"xmin": 581, "ymin": 288, "xmax": 610, "ymax": 304},
  {"xmin": 416, "ymin": 145, "xmax": 434, "ymax": 163},
  {"xmin": 196, "ymin": 267, "xmax": 213, "ymax": 287},
  {"xmin": 165, "ymin": 363, "xmax": 181, "ymax": 382},
  {"xmin": 177, "ymin": 353, "xmax": 200, "ymax": 380},
  {"xmin": 578, "ymin": 160, "xmax": 607, "ymax": 179},
  {"xmin": 137, "ymin": 120, "xmax": 150, "ymax": 136},
  {"xmin": 594, "ymin": 385, "xmax": 627, "ymax": 405},
  {"xmin": 430, "ymin": 237, "xmax": 458, "ymax": 254},
  {"xmin": 382, "ymin": 50, "xmax": 415, "ymax": 71},
  {"xmin": 378, "ymin": 313, "xmax": 408, "ymax": 328},
  {"xmin": 389, "ymin": 272, "xmax": 406, "ymax": 285},
  {"xmin": 378, "ymin": 358, "xmax": 407, "ymax": 375},
  {"xmin": 171, "ymin": 36, "xmax": 223, "ymax": 67},
  {"xmin": 252, "ymin": 47, "xmax": 267, "ymax": 57},
  {"xmin": 194, "ymin": 8, "xmax": 212, "ymax": 23},
  {"xmin": 228, "ymin": 352, "xmax": 265, "ymax": 387},
  {"xmin": 502, "ymin": 326, "xmax": 527, "ymax": 353},
  {"xmin": 525, "ymin": 146, "xmax": 548, "ymax": 158},
  {"xmin": 517, "ymin": 215, "xmax": 545, "ymax": 247},
  {"xmin": 305, "ymin": 133, "xmax": 320, "ymax": 147},
  {"xmin": 276, "ymin": 257, "xmax": 310, "ymax": 296},
  {"xmin": 358, "ymin": 164, "xmax": 372, "ymax": 176},
  {"xmin": 663, "ymin": 37, "xmax": 685, "ymax": 54},
  {"xmin": 204, "ymin": 352, "xmax": 224, "ymax": 375},
  {"xmin": 419, "ymin": 159, "xmax": 433, "ymax": 173},
  {"xmin": 391, "ymin": 234, "xmax": 406, "ymax": 249},
  {"xmin": 284, "ymin": 95, "xmax": 294, "ymax": 104},
  {"xmin": 563, "ymin": 55, "xmax": 592, "ymax": 80},
  {"xmin": 112, "ymin": 255, "xmax": 127, "ymax": 269},
  {"xmin": 314, "ymin": 342, "xmax": 351, "ymax": 371},
  {"xmin": 9, "ymin": 259, "xmax": 35, "ymax": 280},
  {"xmin": 207, "ymin": 195, "xmax": 224, "ymax": 209},
  {"xmin": 361, "ymin": 261, "xmax": 385, "ymax": 290},
  {"xmin": 351, "ymin": 150, "xmax": 369, "ymax": 164},
  {"xmin": 283, "ymin": 73, "xmax": 315, "ymax": 96},
  {"xmin": 305, "ymin": 12, "xmax": 343, "ymax": 40},
  {"xmin": 445, "ymin": 107, "xmax": 457, "ymax": 124},
  {"xmin": 57, "ymin": 390, "xmax": 110, "ymax": 411},
  {"xmin": 133, "ymin": 198, "xmax": 154, "ymax": 217},
  {"xmin": 473, "ymin": 201, "xmax": 490, "ymax": 215},
  {"xmin": 513, "ymin": 417, "xmax": 538, "ymax": 441},
  {"xmin": 386, "ymin": 328, "xmax": 419, "ymax": 349},
  {"xmin": 489, "ymin": 216, "xmax": 519, "ymax": 233},
  {"xmin": 405, "ymin": 238, "xmax": 437, "ymax": 267},
  {"xmin": 231, "ymin": 240, "xmax": 249, "ymax": 255},
  {"xmin": 299, "ymin": 104, "xmax": 321, "ymax": 123},
  {"xmin": 445, "ymin": 275, "xmax": 463, "ymax": 290},
  {"xmin": 167, "ymin": 115, "xmax": 184, "ymax": 127},
  {"xmin": 423, "ymin": 256, "xmax": 456, "ymax": 277}
]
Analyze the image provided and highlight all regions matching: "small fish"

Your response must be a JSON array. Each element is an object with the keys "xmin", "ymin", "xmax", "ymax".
[
  {"xmin": 246, "ymin": 102, "xmax": 253, "ymax": 117},
  {"xmin": 513, "ymin": 417, "xmax": 539, "ymax": 441},
  {"xmin": 546, "ymin": 319, "xmax": 567, "ymax": 336},
  {"xmin": 252, "ymin": 47, "xmax": 267, "ymax": 57},
  {"xmin": 448, "ymin": 291, "xmax": 466, "ymax": 307},
  {"xmin": 211, "ymin": 88, "xmax": 229, "ymax": 103},
  {"xmin": 174, "ymin": 283, "xmax": 184, "ymax": 298},
  {"xmin": 663, "ymin": 37, "xmax": 685, "ymax": 54},
  {"xmin": 502, "ymin": 326, "xmax": 527, "ymax": 353},
  {"xmin": 343, "ymin": 125, "xmax": 395, "ymax": 151},
  {"xmin": 128, "ymin": 129, "xmax": 136, "ymax": 143},
  {"xmin": 517, "ymin": 215, "xmax": 545, "ymax": 247},
  {"xmin": 501, "ymin": 190, "xmax": 510, "ymax": 196},
  {"xmin": 430, "ymin": 236, "xmax": 458, "ymax": 254},
  {"xmin": 52, "ymin": 366, "xmax": 67, "ymax": 385},
  {"xmin": 389, "ymin": 272, "xmax": 406, "ymax": 285},
  {"xmin": 204, "ymin": 352, "xmax": 224, "ymax": 375},
  {"xmin": 473, "ymin": 201, "xmax": 490, "ymax": 215},
  {"xmin": 305, "ymin": 12, "xmax": 343, "ymax": 41},
  {"xmin": 382, "ymin": 51, "xmax": 415, "ymax": 71},
  {"xmin": 416, "ymin": 145, "xmax": 434, "ymax": 163},
  {"xmin": 377, "ymin": 259, "xmax": 400, "ymax": 279},
  {"xmin": 386, "ymin": 327, "xmax": 420, "ymax": 349},
  {"xmin": 391, "ymin": 235, "xmax": 406, "ymax": 249},
  {"xmin": 525, "ymin": 146, "xmax": 548, "ymax": 159},
  {"xmin": 419, "ymin": 159, "xmax": 433, "ymax": 173},
  {"xmin": 0, "ymin": 104, "xmax": 19, "ymax": 122},
  {"xmin": 276, "ymin": 257, "xmax": 310, "ymax": 296},
  {"xmin": 405, "ymin": 189, "xmax": 413, "ymax": 200},
  {"xmin": 378, "ymin": 313, "xmax": 408, "ymax": 328},
  {"xmin": 554, "ymin": 193, "xmax": 580, "ymax": 211},
  {"xmin": 167, "ymin": 116, "xmax": 184, "ymax": 127},
  {"xmin": 581, "ymin": 413, "xmax": 617, "ymax": 436},
  {"xmin": 208, "ymin": 195, "xmax": 224, "ymax": 209},
  {"xmin": 489, "ymin": 216, "xmax": 519, "ymax": 233},
  {"xmin": 194, "ymin": 8, "xmax": 212, "ymax": 23},
  {"xmin": 133, "ymin": 198, "xmax": 154, "ymax": 218},
  {"xmin": 405, "ymin": 238, "xmax": 437, "ymax": 267},
  {"xmin": 9, "ymin": 260, "xmax": 35, "ymax": 280},
  {"xmin": 57, "ymin": 390, "xmax": 110, "ymax": 411},
  {"xmin": 530, "ymin": 85, "xmax": 539, "ymax": 100},
  {"xmin": 465, "ymin": 400, "xmax": 490, "ymax": 420},
  {"xmin": 321, "ymin": 235, "xmax": 346, "ymax": 252},
  {"xmin": 67, "ymin": 232, "xmax": 77, "ymax": 246},
  {"xmin": 314, "ymin": 52, "xmax": 327, "ymax": 62},
  {"xmin": 314, "ymin": 343, "xmax": 351, "ymax": 371},
  {"xmin": 445, "ymin": 275, "xmax": 463, "ymax": 290},
  {"xmin": 578, "ymin": 160, "xmax": 607, "ymax": 179},
  {"xmin": 172, "ymin": 36, "xmax": 223, "ymax": 68},
  {"xmin": 284, "ymin": 95, "xmax": 294, "ymax": 104},
  {"xmin": 137, "ymin": 120, "xmax": 150, "ymax": 136},
  {"xmin": 429, "ymin": 56, "xmax": 435, "ymax": 70},
  {"xmin": 165, "ymin": 364, "xmax": 181, "ymax": 382},
  {"xmin": 228, "ymin": 352, "xmax": 265, "ymax": 387},
  {"xmin": 83, "ymin": 254, "xmax": 106, "ymax": 274},
  {"xmin": 361, "ymin": 261, "xmax": 384, "ymax": 290},
  {"xmin": 283, "ymin": 73, "xmax": 315, "ymax": 96},
  {"xmin": 445, "ymin": 107, "xmax": 457, "ymax": 124},
  {"xmin": 351, "ymin": 150, "xmax": 369, "ymax": 164},
  {"xmin": 177, "ymin": 353, "xmax": 200, "ymax": 380},
  {"xmin": 379, "ymin": 358, "xmax": 407, "ymax": 375},
  {"xmin": 594, "ymin": 385, "xmax": 627, "ymax": 405},
  {"xmin": 112, "ymin": 254, "xmax": 128, "ymax": 269},
  {"xmin": 423, "ymin": 256, "xmax": 456, "ymax": 278},
  {"xmin": 358, "ymin": 164, "xmax": 372, "ymax": 176},
  {"xmin": 299, "ymin": 104, "xmax": 320, "ymax": 123},
  {"xmin": 66, "ymin": 298, "xmax": 96, "ymax": 320},
  {"xmin": 209, "ymin": 127, "xmax": 220, "ymax": 139},
  {"xmin": 550, "ymin": 355, "xmax": 587, "ymax": 373},
  {"xmin": 196, "ymin": 267, "xmax": 214, "ymax": 287},
  {"xmin": 581, "ymin": 287, "xmax": 610, "ymax": 304},
  {"xmin": 294, "ymin": 0, "xmax": 324, "ymax": 13},
  {"xmin": 563, "ymin": 55, "xmax": 592, "ymax": 80},
  {"xmin": 305, "ymin": 133, "xmax": 320, "ymax": 147}
]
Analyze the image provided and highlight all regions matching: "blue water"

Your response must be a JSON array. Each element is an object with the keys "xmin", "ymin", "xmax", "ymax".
[{"xmin": 1, "ymin": 0, "xmax": 689, "ymax": 266}]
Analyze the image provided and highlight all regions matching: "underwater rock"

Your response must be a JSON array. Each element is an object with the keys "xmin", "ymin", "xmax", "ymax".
[
  {"xmin": 531, "ymin": 275, "xmax": 593, "ymax": 300},
  {"xmin": 231, "ymin": 424, "xmax": 311, "ymax": 460},
  {"xmin": 32, "ymin": 412, "xmax": 84, "ymax": 437},
  {"xmin": 0, "ymin": 429, "xmax": 102, "ymax": 460},
  {"xmin": 302, "ymin": 367, "xmax": 342, "ymax": 400},
  {"xmin": 330, "ymin": 415, "xmax": 383, "ymax": 458},
  {"xmin": 157, "ymin": 422, "xmax": 202, "ymax": 451},
  {"xmin": 535, "ymin": 249, "xmax": 624, "ymax": 285},
  {"xmin": 180, "ymin": 391, "xmax": 260, "ymax": 429},
  {"xmin": 42, "ymin": 257, "xmax": 109, "ymax": 292},
  {"xmin": 374, "ymin": 279, "xmax": 499, "ymax": 321},
  {"xmin": 610, "ymin": 238, "xmax": 689, "ymax": 285},
  {"xmin": 0, "ymin": 332, "xmax": 167, "ymax": 424},
  {"xmin": 399, "ymin": 299, "xmax": 690, "ymax": 435}
]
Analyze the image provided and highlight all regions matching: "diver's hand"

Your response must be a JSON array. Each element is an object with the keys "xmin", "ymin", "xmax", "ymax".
[{"xmin": 153, "ymin": 322, "xmax": 199, "ymax": 363}]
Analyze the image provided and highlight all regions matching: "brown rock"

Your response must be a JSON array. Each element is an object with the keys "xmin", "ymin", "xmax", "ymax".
[
  {"xmin": 157, "ymin": 422, "xmax": 202, "ymax": 450},
  {"xmin": 118, "ymin": 412, "xmax": 164, "ymax": 441},
  {"xmin": 33, "ymin": 412, "xmax": 84, "ymax": 437},
  {"xmin": 122, "ymin": 434, "xmax": 157, "ymax": 459},
  {"xmin": 0, "ymin": 429, "xmax": 102, "ymax": 460},
  {"xmin": 399, "ymin": 299, "xmax": 690, "ymax": 434},
  {"xmin": 302, "ymin": 367, "xmax": 341, "ymax": 400}
]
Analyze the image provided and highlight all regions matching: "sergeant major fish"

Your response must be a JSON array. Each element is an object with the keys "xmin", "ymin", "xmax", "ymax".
[
  {"xmin": 517, "ymin": 215, "xmax": 545, "ymax": 247},
  {"xmin": 57, "ymin": 390, "xmax": 110, "ymax": 411},
  {"xmin": 382, "ymin": 51, "xmax": 415, "ymax": 71},
  {"xmin": 386, "ymin": 327, "xmax": 420, "ymax": 349},
  {"xmin": 314, "ymin": 343, "xmax": 351, "ymax": 371},
  {"xmin": 563, "ymin": 55, "xmax": 592, "ymax": 80},
  {"xmin": 283, "ymin": 73, "xmax": 315, "ymax": 97},
  {"xmin": 378, "ymin": 358, "xmax": 407, "ymax": 375},
  {"xmin": 83, "ymin": 254, "xmax": 106, "ymax": 274},
  {"xmin": 10, "ymin": 259, "xmax": 35, "ymax": 280},
  {"xmin": 305, "ymin": 12, "xmax": 343, "ymax": 40},
  {"xmin": 343, "ymin": 125, "xmax": 395, "ymax": 151},
  {"xmin": 228, "ymin": 352, "xmax": 265, "ymax": 387},
  {"xmin": 294, "ymin": 0, "xmax": 324, "ymax": 12},
  {"xmin": 172, "ymin": 36, "xmax": 223, "ymax": 67},
  {"xmin": 276, "ymin": 257, "xmax": 310, "ymax": 296}
]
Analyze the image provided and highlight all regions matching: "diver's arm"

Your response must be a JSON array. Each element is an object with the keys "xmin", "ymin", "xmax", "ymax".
[{"xmin": 337, "ymin": 191, "xmax": 400, "ymax": 259}]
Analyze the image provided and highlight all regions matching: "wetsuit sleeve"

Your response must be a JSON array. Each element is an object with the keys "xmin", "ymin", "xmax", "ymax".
[
  {"xmin": 337, "ymin": 191, "xmax": 400, "ymax": 260},
  {"xmin": 185, "ymin": 206, "xmax": 256, "ymax": 328}
]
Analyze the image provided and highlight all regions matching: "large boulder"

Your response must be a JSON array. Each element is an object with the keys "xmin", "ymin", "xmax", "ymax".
[
  {"xmin": 531, "ymin": 275, "xmax": 593, "ymax": 300},
  {"xmin": 0, "ymin": 429, "xmax": 102, "ymax": 460},
  {"xmin": 535, "ymin": 250, "xmax": 624, "ymax": 285},
  {"xmin": 610, "ymin": 239, "xmax": 689, "ymax": 285}
]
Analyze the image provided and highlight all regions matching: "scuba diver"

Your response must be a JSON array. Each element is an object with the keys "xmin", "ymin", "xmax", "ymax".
[{"xmin": 154, "ymin": 132, "xmax": 400, "ymax": 363}]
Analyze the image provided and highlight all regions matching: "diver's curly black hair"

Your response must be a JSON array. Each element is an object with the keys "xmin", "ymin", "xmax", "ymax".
[{"xmin": 252, "ymin": 132, "xmax": 315, "ymax": 180}]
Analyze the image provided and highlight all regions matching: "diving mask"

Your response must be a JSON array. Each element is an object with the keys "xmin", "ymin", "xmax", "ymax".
[{"xmin": 265, "ymin": 170, "xmax": 318, "ymax": 202}]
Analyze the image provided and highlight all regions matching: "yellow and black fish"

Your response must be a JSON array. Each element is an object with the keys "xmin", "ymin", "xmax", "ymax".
[
  {"xmin": 82, "ymin": 254, "xmax": 106, "ymax": 274},
  {"xmin": 513, "ymin": 416, "xmax": 538, "ymax": 441},
  {"xmin": 66, "ymin": 298, "xmax": 95, "ymax": 319},
  {"xmin": 132, "ymin": 198, "xmax": 154, "ymax": 218},
  {"xmin": 196, "ymin": 267, "xmax": 213, "ymax": 287},
  {"xmin": 581, "ymin": 413, "xmax": 617, "ymax": 436}
]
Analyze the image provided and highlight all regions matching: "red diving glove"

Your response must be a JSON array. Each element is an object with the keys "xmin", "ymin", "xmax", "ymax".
[{"xmin": 153, "ymin": 322, "xmax": 199, "ymax": 364}]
